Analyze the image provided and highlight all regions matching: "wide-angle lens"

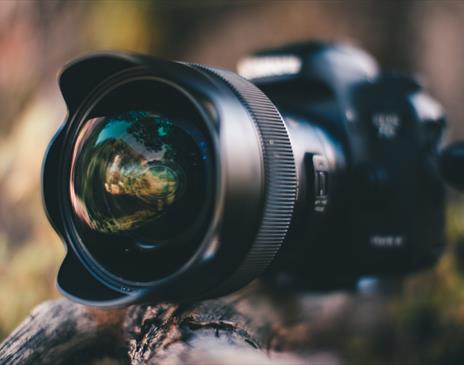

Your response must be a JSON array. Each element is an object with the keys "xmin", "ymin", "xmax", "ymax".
[
  {"xmin": 44, "ymin": 54, "xmax": 296, "ymax": 304},
  {"xmin": 70, "ymin": 110, "xmax": 211, "ymax": 245}
]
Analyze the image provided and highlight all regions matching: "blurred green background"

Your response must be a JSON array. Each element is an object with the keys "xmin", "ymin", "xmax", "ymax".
[{"xmin": 1, "ymin": 0, "xmax": 464, "ymax": 363}]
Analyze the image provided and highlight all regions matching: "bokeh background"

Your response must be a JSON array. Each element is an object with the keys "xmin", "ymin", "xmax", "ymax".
[{"xmin": 1, "ymin": 0, "xmax": 464, "ymax": 363}]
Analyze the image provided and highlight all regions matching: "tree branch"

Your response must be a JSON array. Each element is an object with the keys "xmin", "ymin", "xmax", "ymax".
[{"xmin": 0, "ymin": 283, "xmax": 345, "ymax": 365}]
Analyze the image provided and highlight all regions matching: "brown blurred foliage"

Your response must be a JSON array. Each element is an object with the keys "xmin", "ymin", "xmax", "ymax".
[{"xmin": 1, "ymin": 0, "xmax": 464, "ymax": 363}]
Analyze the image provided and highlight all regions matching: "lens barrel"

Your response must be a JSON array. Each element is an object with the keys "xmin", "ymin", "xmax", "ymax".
[{"xmin": 43, "ymin": 53, "xmax": 297, "ymax": 306}]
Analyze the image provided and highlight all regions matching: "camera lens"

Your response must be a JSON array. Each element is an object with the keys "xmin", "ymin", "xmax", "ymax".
[
  {"xmin": 70, "ymin": 111, "xmax": 211, "ymax": 246},
  {"xmin": 61, "ymin": 76, "xmax": 219, "ymax": 285},
  {"xmin": 43, "ymin": 55, "xmax": 297, "ymax": 305}
]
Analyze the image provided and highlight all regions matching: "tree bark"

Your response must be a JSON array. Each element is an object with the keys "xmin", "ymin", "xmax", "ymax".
[{"xmin": 0, "ymin": 282, "xmax": 349, "ymax": 365}]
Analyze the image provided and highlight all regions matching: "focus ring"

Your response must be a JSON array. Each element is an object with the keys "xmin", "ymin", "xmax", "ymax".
[{"xmin": 193, "ymin": 65, "xmax": 297, "ymax": 295}]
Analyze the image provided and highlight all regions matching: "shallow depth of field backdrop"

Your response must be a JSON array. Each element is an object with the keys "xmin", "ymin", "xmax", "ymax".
[{"xmin": 1, "ymin": 1, "xmax": 464, "ymax": 363}]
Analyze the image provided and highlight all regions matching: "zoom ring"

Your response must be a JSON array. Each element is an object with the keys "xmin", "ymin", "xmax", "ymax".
[{"xmin": 194, "ymin": 65, "xmax": 297, "ymax": 295}]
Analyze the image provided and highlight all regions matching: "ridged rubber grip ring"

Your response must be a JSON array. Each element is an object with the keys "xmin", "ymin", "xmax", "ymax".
[{"xmin": 193, "ymin": 65, "xmax": 297, "ymax": 294}]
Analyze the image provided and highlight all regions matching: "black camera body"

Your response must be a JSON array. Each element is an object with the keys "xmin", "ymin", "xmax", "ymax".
[
  {"xmin": 239, "ymin": 42, "xmax": 446, "ymax": 288},
  {"xmin": 43, "ymin": 42, "xmax": 448, "ymax": 306}
]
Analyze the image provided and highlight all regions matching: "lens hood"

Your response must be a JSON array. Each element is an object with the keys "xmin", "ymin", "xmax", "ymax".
[{"xmin": 43, "ymin": 52, "xmax": 296, "ymax": 306}]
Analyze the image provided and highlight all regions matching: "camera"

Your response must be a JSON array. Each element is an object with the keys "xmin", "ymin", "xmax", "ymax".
[
  {"xmin": 238, "ymin": 42, "xmax": 448, "ymax": 289},
  {"xmin": 43, "ymin": 42, "xmax": 452, "ymax": 306}
]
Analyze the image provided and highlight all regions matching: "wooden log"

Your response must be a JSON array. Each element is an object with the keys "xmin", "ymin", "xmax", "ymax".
[
  {"xmin": 0, "ymin": 299, "xmax": 127, "ymax": 365},
  {"xmin": 0, "ymin": 283, "xmax": 345, "ymax": 365}
]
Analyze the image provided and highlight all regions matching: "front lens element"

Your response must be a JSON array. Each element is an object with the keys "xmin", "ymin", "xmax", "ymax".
[{"xmin": 70, "ymin": 111, "xmax": 212, "ymax": 246}]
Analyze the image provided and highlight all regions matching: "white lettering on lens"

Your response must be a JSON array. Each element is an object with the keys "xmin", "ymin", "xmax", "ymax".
[{"xmin": 370, "ymin": 235, "xmax": 404, "ymax": 248}]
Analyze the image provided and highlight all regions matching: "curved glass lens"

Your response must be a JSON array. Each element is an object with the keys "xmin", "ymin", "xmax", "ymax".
[{"xmin": 70, "ymin": 111, "xmax": 212, "ymax": 245}]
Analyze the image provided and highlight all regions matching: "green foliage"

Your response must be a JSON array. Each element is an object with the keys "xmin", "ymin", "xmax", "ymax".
[{"xmin": 0, "ymin": 238, "xmax": 63, "ymax": 340}]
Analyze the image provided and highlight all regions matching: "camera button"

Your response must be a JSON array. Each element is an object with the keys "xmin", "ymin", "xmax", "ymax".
[{"xmin": 312, "ymin": 155, "xmax": 329, "ymax": 213}]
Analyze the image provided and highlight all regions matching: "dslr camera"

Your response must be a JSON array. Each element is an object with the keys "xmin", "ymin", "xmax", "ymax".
[{"xmin": 43, "ymin": 42, "xmax": 457, "ymax": 306}]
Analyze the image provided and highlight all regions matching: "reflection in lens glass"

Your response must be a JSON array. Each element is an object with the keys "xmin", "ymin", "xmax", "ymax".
[{"xmin": 69, "ymin": 111, "xmax": 211, "ymax": 243}]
